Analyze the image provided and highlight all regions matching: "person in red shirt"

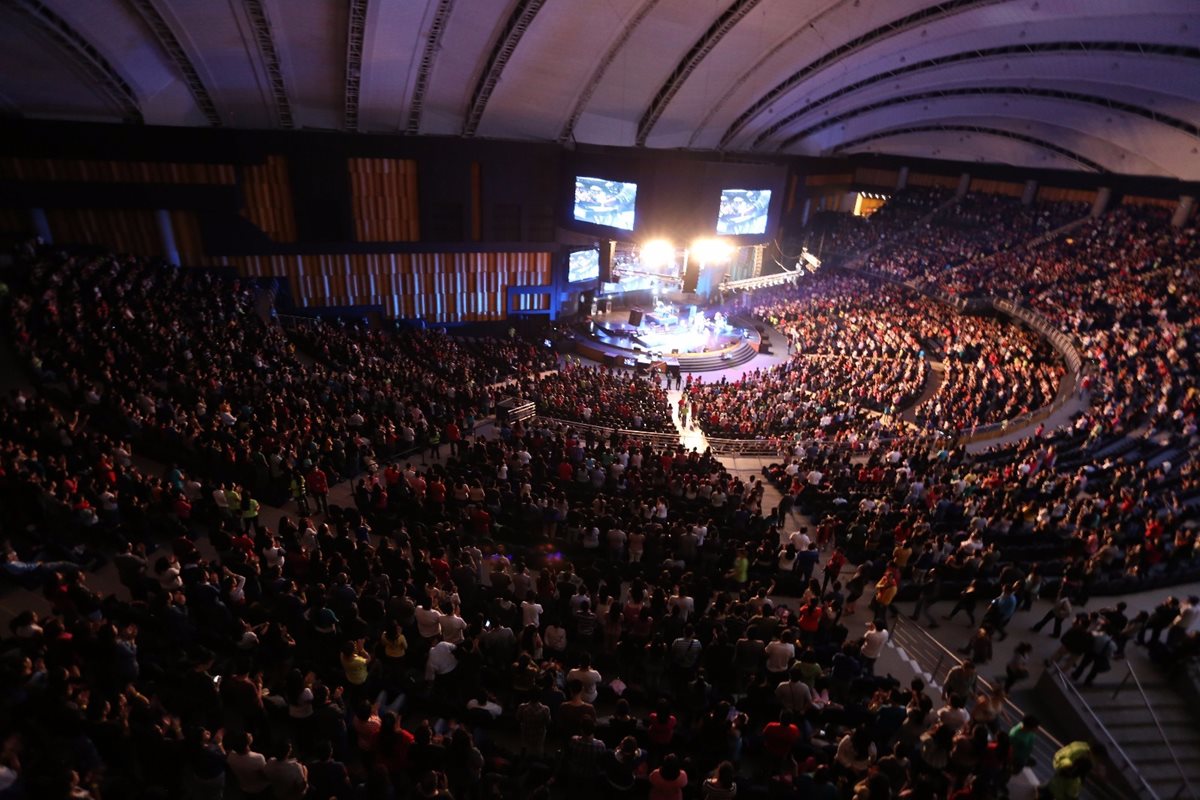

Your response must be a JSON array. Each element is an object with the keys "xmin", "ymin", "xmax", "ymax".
[
  {"xmin": 761, "ymin": 710, "xmax": 802, "ymax": 760},
  {"xmin": 307, "ymin": 466, "xmax": 329, "ymax": 515},
  {"xmin": 445, "ymin": 421, "xmax": 461, "ymax": 457}
]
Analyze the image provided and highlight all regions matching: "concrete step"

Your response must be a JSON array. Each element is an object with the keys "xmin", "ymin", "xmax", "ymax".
[
  {"xmin": 1094, "ymin": 705, "xmax": 1197, "ymax": 726},
  {"xmin": 1124, "ymin": 740, "xmax": 1200, "ymax": 765}
]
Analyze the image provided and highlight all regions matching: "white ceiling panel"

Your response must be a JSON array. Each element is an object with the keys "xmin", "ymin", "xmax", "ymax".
[
  {"xmin": 357, "ymin": 0, "xmax": 435, "ymax": 132},
  {"xmin": 475, "ymin": 0, "xmax": 645, "ymax": 141},
  {"xmin": 418, "ymin": 0, "xmax": 519, "ymax": 135},
  {"xmin": 1, "ymin": 0, "xmax": 1197, "ymax": 178}
]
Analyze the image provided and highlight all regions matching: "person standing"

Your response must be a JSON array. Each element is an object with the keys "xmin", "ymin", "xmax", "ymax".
[
  {"xmin": 944, "ymin": 579, "xmax": 980, "ymax": 626},
  {"xmin": 1032, "ymin": 587, "xmax": 1073, "ymax": 638},
  {"xmin": 307, "ymin": 465, "xmax": 329, "ymax": 515},
  {"xmin": 910, "ymin": 567, "xmax": 941, "ymax": 627},
  {"xmin": 983, "ymin": 583, "xmax": 1019, "ymax": 641}
]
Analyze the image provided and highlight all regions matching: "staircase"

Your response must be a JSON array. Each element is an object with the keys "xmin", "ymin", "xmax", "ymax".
[
  {"xmin": 1038, "ymin": 664, "xmax": 1200, "ymax": 800},
  {"xmin": 1074, "ymin": 679, "xmax": 1200, "ymax": 799}
]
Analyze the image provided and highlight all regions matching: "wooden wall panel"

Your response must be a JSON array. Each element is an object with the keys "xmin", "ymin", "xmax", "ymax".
[
  {"xmin": 968, "ymin": 178, "xmax": 1023, "ymax": 197},
  {"xmin": 854, "ymin": 168, "xmax": 899, "ymax": 188},
  {"xmin": 908, "ymin": 172, "xmax": 960, "ymax": 189},
  {"xmin": 241, "ymin": 155, "xmax": 296, "ymax": 242},
  {"xmin": 0, "ymin": 157, "xmax": 234, "ymax": 184},
  {"xmin": 804, "ymin": 173, "xmax": 853, "ymax": 187},
  {"xmin": 1121, "ymin": 194, "xmax": 1176, "ymax": 210},
  {"xmin": 203, "ymin": 251, "xmax": 552, "ymax": 322},
  {"xmin": 170, "ymin": 210, "xmax": 206, "ymax": 262},
  {"xmin": 348, "ymin": 158, "xmax": 420, "ymax": 242},
  {"xmin": 1037, "ymin": 186, "xmax": 1096, "ymax": 204},
  {"xmin": 46, "ymin": 209, "xmax": 161, "ymax": 256}
]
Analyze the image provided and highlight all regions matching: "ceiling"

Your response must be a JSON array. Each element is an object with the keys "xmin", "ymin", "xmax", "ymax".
[{"xmin": 1, "ymin": 0, "xmax": 1198, "ymax": 179}]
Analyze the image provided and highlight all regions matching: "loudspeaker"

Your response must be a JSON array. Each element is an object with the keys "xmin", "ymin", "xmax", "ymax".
[
  {"xmin": 681, "ymin": 259, "xmax": 700, "ymax": 293},
  {"xmin": 628, "ymin": 308, "xmax": 644, "ymax": 326},
  {"xmin": 598, "ymin": 240, "xmax": 616, "ymax": 284}
]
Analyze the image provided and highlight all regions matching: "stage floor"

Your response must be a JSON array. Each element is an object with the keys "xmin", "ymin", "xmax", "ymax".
[{"xmin": 571, "ymin": 303, "xmax": 764, "ymax": 371}]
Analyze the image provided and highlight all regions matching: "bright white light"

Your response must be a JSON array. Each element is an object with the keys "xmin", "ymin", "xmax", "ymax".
[
  {"xmin": 691, "ymin": 238, "xmax": 734, "ymax": 263},
  {"xmin": 640, "ymin": 239, "xmax": 675, "ymax": 269}
]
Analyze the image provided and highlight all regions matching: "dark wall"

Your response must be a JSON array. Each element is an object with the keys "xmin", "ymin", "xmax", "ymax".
[{"xmin": 563, "ymin": 147, "xmax": 790, "ymax": 244}]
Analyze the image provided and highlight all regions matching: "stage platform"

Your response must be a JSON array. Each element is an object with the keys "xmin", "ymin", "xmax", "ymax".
[{"xmin": 569, "ymin": 303, "xmax": 765, "ymax": 372}]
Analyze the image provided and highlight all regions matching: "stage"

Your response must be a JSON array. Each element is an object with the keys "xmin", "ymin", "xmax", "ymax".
[{"xmin": 571, "ymin": 301, "xmax": 764, "ymax": 372}]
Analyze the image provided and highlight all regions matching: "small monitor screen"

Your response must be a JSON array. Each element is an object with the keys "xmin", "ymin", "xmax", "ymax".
[
  {"xmin": 574, "ymin": 176, "xmax": 637, "ymax": 230},
  {"xmin": 568, "ymin": 248, "xmax": 600, "ymax": 282},
  {"xmin": 716, "ymin": 188, "xmax": 772, "ymax": 235}
]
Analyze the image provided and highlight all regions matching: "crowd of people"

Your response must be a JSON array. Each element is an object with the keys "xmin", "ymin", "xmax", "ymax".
[
  {"xmin": 686, "ymin": 274, "xmax": 1064, "ymax": 440},
  {"xmin": 0, "ymin": 181, "xmax": 1196, "ymax": 800},
  {"xmin": 514, "ymin": 363, "xmax": 674, "ymax": 433}
]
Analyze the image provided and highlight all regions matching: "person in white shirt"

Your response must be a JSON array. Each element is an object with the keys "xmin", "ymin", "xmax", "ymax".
[
  {"xmin": 788, "ymin": 528, "xmax": 811, "ymax": 551},
  {"xmin": 226, "ymin": 731, "xmax": 271, "ymax": 797},
  {"xmin": 764, "ymin": 631, "xmax": 797, "ymax": 675},
  {"xmin": 425, "ymin": 639, "xmax": 458, "ymax": 681},
  {"xmin": 566, "ymin": 654, "xmax": 603, "ymax": 704},
  {"xmin": 1171, "ymin": 595, "xmax": 1200, "ymax": 637},
  {"xmin": 415, "ymin": 601, "xmax": 444, "ymax": 639},
  {"xmin": 860, "ymin": 622, "xmax": 889, "ymax": 674},
  {"xmin": 668, "ymin": 589, "xmax": 694, "ymax": 622},
  {"xmin": 521, "ymin": 595, "xmax": 543, "ymax": 628},
  {"xmin": 438, "ymin": 609, "xmax": 468, "ymax": 644}
]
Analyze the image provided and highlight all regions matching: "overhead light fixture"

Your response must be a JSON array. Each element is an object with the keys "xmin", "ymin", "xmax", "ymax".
[
  {"xmin": 691, "ymin": 238, "xmax": 734, "ymax": 263},
  {"xmin": 640, "ymin": 239, "xmax": 675, "ymax": 269}
]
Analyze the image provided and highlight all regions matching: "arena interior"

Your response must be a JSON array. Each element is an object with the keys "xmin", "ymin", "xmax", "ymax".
[{"xmin": 1, "ymin": 2, "xmax": 1199, "ymax": 799}]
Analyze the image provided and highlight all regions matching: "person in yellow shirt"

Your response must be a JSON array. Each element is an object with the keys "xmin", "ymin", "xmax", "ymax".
[
  {"xmin": 872, "ymin": 563, "xmax": 901, "ymax": 623},
  {"xmin": 380, "ymin": 620, "xmax": 408, "ymax": 680},
  {"xmin": 341, "ymin": 640, "xmax": 371, "ymax": 699}
]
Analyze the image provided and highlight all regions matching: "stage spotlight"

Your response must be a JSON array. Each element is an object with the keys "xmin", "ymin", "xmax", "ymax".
[
  {"xmin": 640, "ymin": 239, "xmax": 675, "ymax": 269},
  {"xmin": 691, "ymin": 238, "xmax": 734, "ymax": 263}
]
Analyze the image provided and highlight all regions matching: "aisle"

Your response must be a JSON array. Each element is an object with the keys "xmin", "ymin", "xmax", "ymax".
[{"xmin": 667, "ymin": 388, "xmax": 710, "ymax": 453}]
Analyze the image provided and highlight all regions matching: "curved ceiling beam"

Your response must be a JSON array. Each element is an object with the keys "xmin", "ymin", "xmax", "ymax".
[
  {"xmin": 125, "ymin": 0, "xmax": 223, "ymax": 126},
  {"xmin": 751, "ymin": 41, "xmax": 1200, "ymax": 149},
  {"xmin": 463, "ymin": 0, "xmax": 547, "ymax": 137},
  {"xmin": 406, "ymin": 0, "xmax": 454, "ymax": 134},
  {"xmin": 558, "ymin": 0, "xmax": 662, "ymax": 144},
  {"xmin": 635, "ymin": 0, "xmax": 764, "ymax": 146},
  {"xmin": 717, "ymin": 0, "xmax": 1007, "ymax": 149},
  {"xmin": 241, "ymin": 0, "xmax": 292, "ymax": 128},
  {"xmin": 8, "ymin": 0, "xmax": 142, "ymax": 123},
  {"xmin": 835, "ymin": 124, "xmax": 1107, "ymax": 172},
  {"xmin": 343, "ymin": 0, "xmax": 368, "ymax": 130},
  {"xmin": 775, "ymin": 86, "xmax": 1200, "ymax": 151}
]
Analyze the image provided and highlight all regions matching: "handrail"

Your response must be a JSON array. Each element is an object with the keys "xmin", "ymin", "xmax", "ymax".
[
  {"xmin": 1046, "ymin": 662, "xmax": 1161, "ymax": 800},
  {"xmin": 890, "ymin": 615, "xmax": 1065, "ymax": 748},
  {"xmin": 1121, "ymin": 662, "xmax": 1197, "ymax": 800}
]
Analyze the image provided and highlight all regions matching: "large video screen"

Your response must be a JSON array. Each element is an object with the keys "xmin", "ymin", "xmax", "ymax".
[
  {"xmin": 574, "ymin": 176, "xmax": 637, "ymax": 230},
  {"xmin": 568, "ymin": 248, "xmax": 600, "ymax": 282},
  {"xmin": 716, "ymin": 188, "xmax": 772, "ymax": 235}
]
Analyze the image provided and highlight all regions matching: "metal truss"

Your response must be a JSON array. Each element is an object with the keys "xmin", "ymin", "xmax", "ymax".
[
  {"xmin": 775, "ymin": 86, "xmax": 1200, "ymax": 151},
  {"xmin": 344, "ymin": 0, "xmax": 368, "ymax": 130},
  {"xmin": 751, "ymin": 41, "xmax": 1200, "ymax": 148},
  {"xmin": 242, "ymin": 0, "xmax": 292, "ymax": 128},
  {"xmin": 718, "ymin": 0, "xmax": 1008, "ymax": 149},
  {"xmin": 558, "ymin": 0, "xmax": 661, "ymax": 143},
  {"xmin": 834, "ymin": 124, "xmax": 1107, "ymax": 172},
  {"xmin": 462, "ymin": 0, "xmax": 546, "ymax": 136},
  {"xmin": 125, "ymin": 0, "xmax": 222, "ymax": 125},
  {"xmin": 406, "ymin": 0, "xmax": 454, "ymax": 134},
  {"xmin": 8, "ymin": 0, "xmax": 142, "ymax": 123},
  {"xmin": 635, "ymin": 0, "xmax": 763, "ymax": 146}
]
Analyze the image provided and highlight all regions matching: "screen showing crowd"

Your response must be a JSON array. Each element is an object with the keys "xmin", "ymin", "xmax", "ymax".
[
  {"xmin": 716, "ymin": 188, "xmax": 772, "ymax": 235},
  {"xmin": 573, "ymin": 176, "xmax": 638, "ymax": 230},
  {"xmin": 568, "ymin": 248, "xmax": 600, "ymax": 282}
]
